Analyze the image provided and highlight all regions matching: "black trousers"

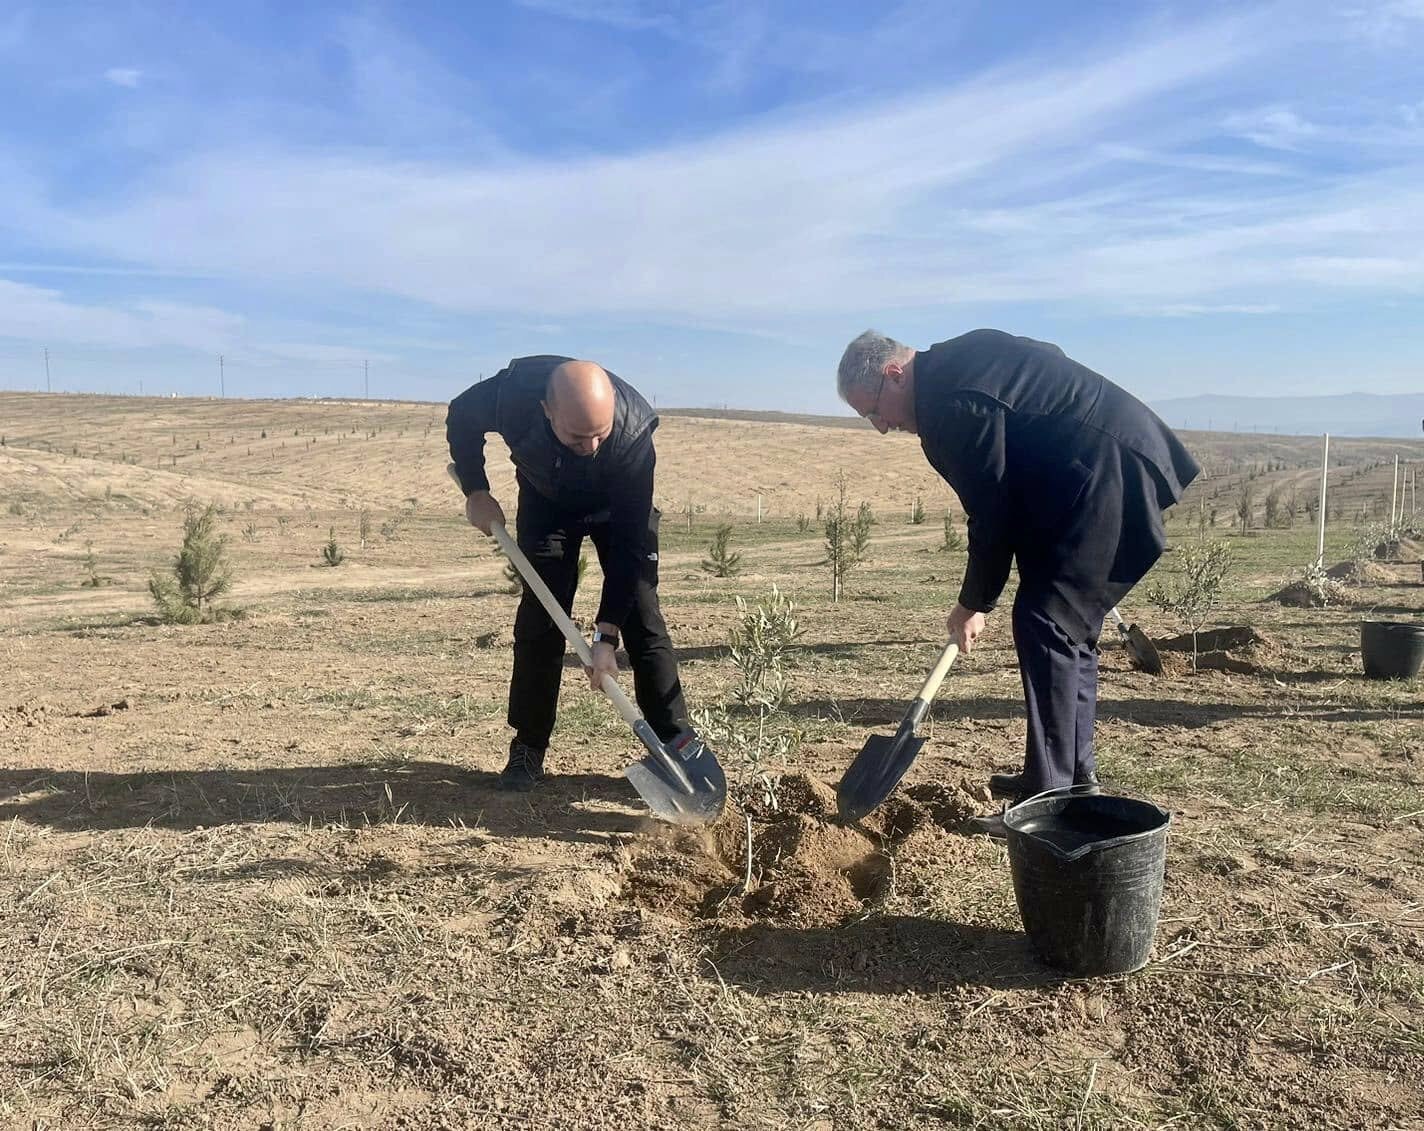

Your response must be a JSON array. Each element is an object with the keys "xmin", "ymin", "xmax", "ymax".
[
  {"xmin": 508, "ymin": 487, "xmax": 687, "ymax": 752},
  {"xmin": 1012, "ymin": 588, "xmax": 1099, "ymax": 796}
]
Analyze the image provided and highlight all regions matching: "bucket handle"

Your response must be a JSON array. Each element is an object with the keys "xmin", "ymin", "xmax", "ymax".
[{"xmin": 1008, "ymin": 784, "xmax": 1171, "ymax": 862}]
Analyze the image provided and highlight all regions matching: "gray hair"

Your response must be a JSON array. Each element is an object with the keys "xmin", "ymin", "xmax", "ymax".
[{"xmin": 836, "ymin": 330, "xmax": 914, "ymax": 403}]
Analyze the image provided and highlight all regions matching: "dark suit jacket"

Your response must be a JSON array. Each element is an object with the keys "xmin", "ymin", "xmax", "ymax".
[
  {"xmin": 445, "ymin": 356, "xmax": 660, "ymax": 627},
  {"xmin": 915, "ymin": 330, "xmax": 1201, "ymax": 644}
]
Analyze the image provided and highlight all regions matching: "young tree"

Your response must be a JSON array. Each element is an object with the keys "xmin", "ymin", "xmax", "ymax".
[
  {"xmin": 940, "ymin": 510, "xmax": 964, "ymax": 552},
  {"xmin": 1144, "ymin": 540, "xmax": 1233, "ymax": 672},
  {"xmin": 1236, "ymin": 485, "xmax": 1253, "ymax": 535},
  {"xmin": 852, "ymin": 500, "xmax": 874, "ymax": 562},
  {"xmin": 322, "ymin": 528, "xmax": 345, "ymax": 567},
  {"xmin": 728, "ymin": 585, "xmax": 803, "ymax": 710},
  {"xmin": 701, "ymin": 524, "xmax": 742, "ymax": 578},
  {"xmin": 910, "ymin": 495, "xmax": 926, "ymax": 525},
  {"xmin": 148, "ymin": 502, "xmax": 234, "ymax": 624},
  {"xmin": 825, "ymin": 473, "xmax": 855, "ymax": 602}
]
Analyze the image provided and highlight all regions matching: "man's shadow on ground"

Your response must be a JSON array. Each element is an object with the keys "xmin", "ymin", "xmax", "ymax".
[
  {"xmin": 0, "ymin": 761, "xmax": 647, "ymax": 846},
  {"xmin": 704, "ymin": 914, "xmax": 1063, "ymax": 994}
]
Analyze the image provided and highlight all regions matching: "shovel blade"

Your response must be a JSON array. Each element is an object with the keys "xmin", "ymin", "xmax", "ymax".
[
  {"xmin": 836, "ymin": 730, "xmax": 927, "ymax": 823},
  {"xmin": 1125, "ymin": 624, "xmax": 1163, "ymax": 675},
  {"xmin": 624, "ymin": 730, "xmax": 726, "ymax": 826}
]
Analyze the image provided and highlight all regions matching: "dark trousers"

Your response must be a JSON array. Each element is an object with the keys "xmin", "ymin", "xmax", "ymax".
[
  {"xmin": 1012, "ymin": 589, "xmax": 1099, "ymax": 796},
  {"xmin": 508, "ymin": 488, "xmax": 687, "ymax": 752}
]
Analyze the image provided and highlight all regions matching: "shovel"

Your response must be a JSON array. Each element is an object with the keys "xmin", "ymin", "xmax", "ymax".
[
  {"xmin": 451, "ymin": 465, "xmax": 725, "ymax": 823},
  {"xmin": 836, "ymin": 641, "xmax": 958, "ymax": 823},
  {"xmin": 1108, "ymin": 606, "xmax": 1162, "ymax": 674}
]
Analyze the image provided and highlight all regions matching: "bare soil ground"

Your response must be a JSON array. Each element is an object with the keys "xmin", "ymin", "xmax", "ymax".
[{"xmin": 2, "ymin": 392, "xmax": 1423, "ymax": 1129}]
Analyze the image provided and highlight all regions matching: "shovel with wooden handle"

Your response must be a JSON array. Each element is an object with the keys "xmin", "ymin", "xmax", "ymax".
[
  {"xmin": 449, "ymin": 466, "xmax": 725, "ymax": 824},
  {"xmin": 836, "ymin": 641, "xmax": 958, "ymax": 823},
  {"xmin": 1108, "ymin": 606, "xmax": 1163, "ymax": 674}
]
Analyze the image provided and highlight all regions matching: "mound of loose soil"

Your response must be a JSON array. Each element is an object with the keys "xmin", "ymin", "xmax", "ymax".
[
  {"xmin": 1266, "ymin": 578, "xmax": 1351, "ymax": 608},
  {"xmin": 618, "ymin": 773, "xmax": 980, "ymax": 928},
  {"xmin": 1156, "ymin": 626, "xmax": 1284, "ymax": 675},
  {"xmin": 1325, "ymin": 559, "xmax": 1396, "ymax": 585}
]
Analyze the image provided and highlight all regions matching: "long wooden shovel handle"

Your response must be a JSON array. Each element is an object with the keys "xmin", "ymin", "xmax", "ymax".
[
  {"xmin": 490, "ymin": 521, "xmax": 645, "ymax": 732},
  {"xmin": 914, "ymin": 641, "xmax": 959, "ymax": 705},
  {"xmin": 446, "ymin": 463, "xmax": 643, "ymax": 731}
]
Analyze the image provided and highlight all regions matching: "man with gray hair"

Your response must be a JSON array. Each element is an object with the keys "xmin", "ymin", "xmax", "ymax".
[{"xmin": 837, "ymin": 328, "xmax": 1199, "ymax": 834}]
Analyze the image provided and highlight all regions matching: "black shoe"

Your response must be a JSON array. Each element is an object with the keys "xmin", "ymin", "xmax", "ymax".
[
  {"xmin": 987, "ymin": 769, "xmax": 1101, "ymax": 802},
  {"xmin": 498, "ymin": 740, "xmax": 546, "ymax": 792},
  {"xmin": 968, "ymin": 810, "xmax": 1009, "ymax": 840}
]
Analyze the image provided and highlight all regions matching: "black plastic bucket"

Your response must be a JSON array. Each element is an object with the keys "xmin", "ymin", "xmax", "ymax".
[
  {"xmin": 1003, "ymin": 787, "xmax": 1170, "ymax": 977},
  {"xmin": 1361, "ymin": 621, "xmax": 1424, "ymax": 680}
]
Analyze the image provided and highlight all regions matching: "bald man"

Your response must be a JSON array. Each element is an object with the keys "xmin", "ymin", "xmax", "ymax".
[{"xmin": 446, "ymin": 356, "xmax": 688, "ymax": 791}]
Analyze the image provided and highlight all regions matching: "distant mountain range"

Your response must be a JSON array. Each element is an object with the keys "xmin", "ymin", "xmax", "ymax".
[{"xmin": 1151, "ymin": 393, "xmax": 1424, "ymax": 438}]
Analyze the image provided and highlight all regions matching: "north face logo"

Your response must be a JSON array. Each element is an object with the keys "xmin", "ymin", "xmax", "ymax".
[{"xmin": 647, "ymin": 552, "xmax": 659, "ymax": 562}]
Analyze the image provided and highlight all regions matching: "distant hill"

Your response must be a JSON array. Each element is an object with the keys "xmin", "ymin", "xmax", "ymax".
[{"xmin": 1151, "ymin": 393, "xmax": 1424, "ymax": 439}]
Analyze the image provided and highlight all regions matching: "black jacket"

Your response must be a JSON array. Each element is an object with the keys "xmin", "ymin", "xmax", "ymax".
[
  {"xmin": 446, "ymin": 356, "xmax": 660, "ymax": 627},
  {"xmin": 915, "ymin": 330, "xmax": 1201, "ymax": 643}
]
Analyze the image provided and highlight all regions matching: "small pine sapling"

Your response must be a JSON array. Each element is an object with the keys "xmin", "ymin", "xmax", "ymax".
[
  {"xmin": 148, "ymin": 502, "xmax": 235, "ymax": 623},
  {"xmin": 702, "ymin": 524, "xmax": 742, "ymax": 578},
  {"xmin": 941, "ymin": 510, "xmax": 964, "ymax": 551}
]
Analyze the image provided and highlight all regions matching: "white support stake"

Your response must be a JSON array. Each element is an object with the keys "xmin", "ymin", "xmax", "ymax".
[
  {"xmin": 1316, "ymin": 433, "xmax": 1329, "ymax": 565},
  {"xmin": 1392, "ymin": 454, "xmax": 1400, "ymax": 528}
]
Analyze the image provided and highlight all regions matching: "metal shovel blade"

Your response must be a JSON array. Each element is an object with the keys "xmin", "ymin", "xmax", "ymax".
[
  {"xmin": 1122, "ymin": 623, "xmax": 1163, "ymax": 675},
  {"xmin": 624, "ymin": 729, "xmax": 727, "ymax": 826},
  {"xmin": 836, "ymin": 724, "xmax": 927, "ymax": 824}
]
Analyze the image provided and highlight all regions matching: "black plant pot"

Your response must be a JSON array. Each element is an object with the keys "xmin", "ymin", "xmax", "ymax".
[{"xmin": 1361, "ymin": 621, "xmax": 1424, "ymax": 680}]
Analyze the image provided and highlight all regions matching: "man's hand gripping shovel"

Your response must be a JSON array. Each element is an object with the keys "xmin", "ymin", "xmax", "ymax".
[{"xmin": 450, "ymin": 466, "xmax": 725, "ymax": 824}]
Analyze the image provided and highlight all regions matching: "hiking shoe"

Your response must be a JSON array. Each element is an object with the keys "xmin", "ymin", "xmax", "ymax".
[
  {"xmin": 987, "ymin": 768, "xmax": 1101, "ymax": 802},
  {"xmin": 498, "ymin": 740, "xmax": 546, "ymax": 792}
]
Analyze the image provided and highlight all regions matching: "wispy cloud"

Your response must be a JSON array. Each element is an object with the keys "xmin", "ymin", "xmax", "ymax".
[
  {"xmin": 103, "ymin": 66, "xmax": 142, "ymax": 88},
  {"xmin": 515, "ymin": 0, "xmax": 674, "ymax": 32},
  {"xmin": 0, "ymin": 280, "xmax": 243, "ymax": 350},
  {"xmin": 27, "ymin": 8, "xmax": 1358, "ymax": 326},
  {"xmin": 1223, "ymin": 107, "xmax": 1318, "ymax": 150},
  {"xmin": 1150, "ymin": 303, "xmax": 1285, "ymax": 316}
]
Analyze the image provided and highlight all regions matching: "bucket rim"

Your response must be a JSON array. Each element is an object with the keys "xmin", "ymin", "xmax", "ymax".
[{"xmin": 1003, "ymin": 785, "xmax": 1171, "ymax": 863}]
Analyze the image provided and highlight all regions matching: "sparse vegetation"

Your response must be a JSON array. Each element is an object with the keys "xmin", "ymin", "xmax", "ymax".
[
  {"xmin": 2, "ymin": 395, "xmax": 1423, "ymax": 1130},
  {"xmin": 701, "ymin": 523, "xmax": 743, "ymax": 578},
  {"xmin": 78, "ymin": 541, "xmax": 113, "ymax": 588},
  {"xmin": 148, "ymin": 502, "xmax": 235, "ymax": 623},
  {"xmin": 728, "ymin": 584, "xmax": 803, "ymax": 710},
  {"xmin": 1145, "ymin": 539, "xmax": 1233, "ymax": 671},
  {"xmin": 321, "ymin": 528, "xmax": 345, "ymax": 566},
  {"xmin": 941, "ymin": 510, "xmax": 964, "ymax": 551}
]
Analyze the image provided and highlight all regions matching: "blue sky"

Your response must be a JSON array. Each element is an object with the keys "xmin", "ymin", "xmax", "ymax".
[{"xmin": 0, "ymin": 1, "xmax": 1422, "ymax": 412}]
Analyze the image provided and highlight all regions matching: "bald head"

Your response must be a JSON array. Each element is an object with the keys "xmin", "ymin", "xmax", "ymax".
[{"xmin": 543, "ymin": 360, "xmax": 616, "ymax": 456}]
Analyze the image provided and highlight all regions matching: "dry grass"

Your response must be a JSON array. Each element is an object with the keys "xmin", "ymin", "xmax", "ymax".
[{"xmin": 1, "ymin": 392, "xmax": 1422, "ymax": 1127}]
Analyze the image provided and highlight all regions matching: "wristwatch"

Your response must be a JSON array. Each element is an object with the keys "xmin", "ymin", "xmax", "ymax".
[{"xmin": 592, "ymin": 628, "xmax": 620, "ymax": 649}]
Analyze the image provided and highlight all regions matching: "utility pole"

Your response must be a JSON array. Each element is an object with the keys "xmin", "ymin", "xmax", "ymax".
[
  {"xmin": 364, "ymin": 359, "xmax": 369, "ymax": 400},
  {"xmin": 44, "ymin": 347, "xmax": 51, "ymax": 393},
  {"xmin": 219, "ymin": 354, "xmax": 225, "ymax": 398}
]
